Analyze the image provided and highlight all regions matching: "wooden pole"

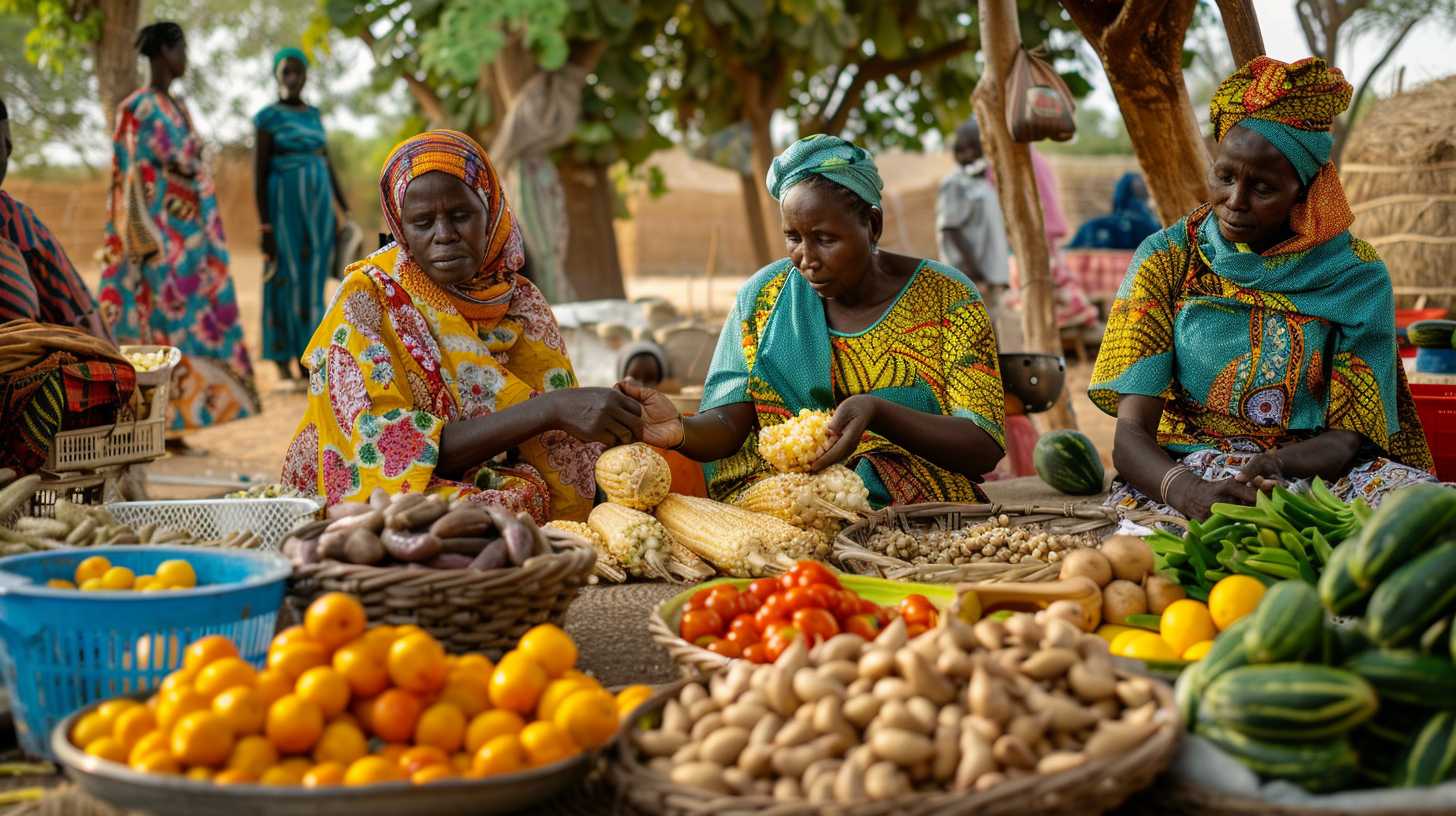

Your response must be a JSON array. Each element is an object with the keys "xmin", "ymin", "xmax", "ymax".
[
  {"xmin": 974, "ymin": 0, "xmax": 1077, "ymax": 431},
  {"xmin": 1215, "ymin": 0, "xmax": 1266, "ymax": 67}
]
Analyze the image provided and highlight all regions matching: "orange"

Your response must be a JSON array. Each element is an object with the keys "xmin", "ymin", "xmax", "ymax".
[
  {"xmin": 1208, "ymin": 575, "xmax": 1267, "ymax": 631},
  {"xmin": 158, "ymin": 666, "xmax": 197, "ymax": 696},
  {"xmin": 453, "ymin": 653, "xmax": 494, "ymax": 678},
  {"xmin": 471, "ymin": 734, "xmax": 524, "ymax": 778},
  {"xmin": 312, "ymin": 720, "xmax": 368, "ymax": 765},
  {"xmin": 295, "ymin": 666, "xmax": 351, "ymax": 718},
  {"xmin": 552, "ymin": 689, "xmax": 618, "ymax": 750},
  {"xmin": 265, "ymin": 694, "xmax": 325, "ymax": 755},
  {"xmin": 184, "ymin": 636, "xmax": 240, "ymax": 673},
  {"xmin": 71, "ymin": 711, "xmax": 114, "ymax": 748},
  {"xmin": 213, "ymin": 686, "xmax": 267, "ymax": 736},
  {"xmin": 128, "ymin": 732, "xmax": 170, "ymax": 767},
  {"xmin": 387, "ymin": 633, "xmax": 448, "ymax": 694},
  {"xmin": 519, "ymin": 720, "xmax": 578, "ymax": 767},
  {"xmin": 97, "ymin": 699, "xmax": 141, "ymax": 722},
  {"xmin": 47, "ymin": 578, "xmax": 76, "ymax": 589},
  {"xmin": 488, "ymin": 652, "xmax": 547, "ymax": 714},
  {"xmin": 414, "ymin": 702, "xmax": 467, "ymax": 753},
  {"xmin": 79, "ymin": 578, "xmax": 106, "ymax": 591},
  {"xmin": 75, "ymin": 555, "xmax": 111, "ymax": 585},
  {"xmin": 438, "ymin": 672, "xmax": 491, "ymax": 718},
  {"xmin": 170, "ymin": 711, "xmax": 234, "ymax": 767},
  {"xmin": 361, "ymin": 626, "xmax": 399, "ymax": 655},
  {"xmin": 112, "ymin": 706, "xmax": 157, "ymax": 749},
  {"xmin": 131, "ymin": 751, "xmax": 180, "ymax": 775},
  {"xmin": 268, "ymin": 641, "xmax": 329, "ymax": 681},
  {"xmin": 134, "ymin": 576, "xmax": 157, "ymax": 592},
  {"xmin": 398, "ymin": 745, "xmax": 450, "ymax": 775},
  {"xmin": 254, "ymin": 669, "xmax": 292, "ymax": 708},
  {"xmin": 270, "ymin": 626, "xmax": 315, "ymax": 650},
  {"xmin": 464, "ymin": 709, "xmax": 525, "ymax": 753},
  {"xmin": 376, "ymin": 743, "xmax": 411, "ymax": 765},
  {"xmin": 451, "ymin": 752, "xmax": 472, "ymax": 773},
  {"xmin": 195, "ymin": 657, "xmax": 258, "ymax": 699},
  {"xmin": 1159, "ymin": 600, "xmax": 1218, "ymax": 657},
  {"xmin": 615, "ymin": 685, "xmax": 654, "ymax": 719},
  {"xmin": 84, "ymin": 736, "xmax": 129, "ymax": 764},
  {"xmin": 344, "ymin": 755, "xmax": 404, "ymax": 786},
  {"xmin": 100, "ymin": 566, "xmax": 136, "ymax": 590},
  {"xmin": 369, "ymin": 689, "xmax": 422, "ymax": 744},
  {"xmin": 518, "ymin": 624, "xmax": 577, "ymax": 678},
  {"xmin": 227, "ymin": 735, "xmax": 279, "ymax": 775},
  {"xmin": 537, "ymin": 677, "xmax": 594, "ymax": 723},
  {"xmin": 186, "ymin": 766, "xmax": 214, "ymax": 782},
  {"xmin": 349, "ymin": 696, "xmax": 377, "ymax": 733},
  {"xmin": 155, "ymin": 559, "xmax": 197, "ymax": 589},
  {"xmin": 411, "ymin": 764, "xmax": 455, "ymax": 784},
  {"xmin": 156, "ymin": 688, "xmax": 209, "ymax": 733},
  {"xmin": 303, "ymin": 761, "xmax": 347, "ymax": 788},
  {"xmin": 333, "ymin": 641, "xmax": 390, "ymax": 698},
  {"xmin": 213, "ymin": 768, "xmax": 255, "ymax": 785},
  {"xmin": 305, "ymin": 593, "xmax": 368, "ymax": 651},
  {"xmin": 259, "ymin": 763, "xmax": 308, "ymax": 786}
]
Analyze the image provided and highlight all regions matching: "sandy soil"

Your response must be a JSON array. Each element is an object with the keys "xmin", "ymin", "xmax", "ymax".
[{"xmin": 84, "ymin": 248, "xmax": 1115, "ymax": 499}]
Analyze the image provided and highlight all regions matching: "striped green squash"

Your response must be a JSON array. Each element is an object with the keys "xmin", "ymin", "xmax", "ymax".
[
  {"xmin": 1032, "ymin": 430, "xmax": 1104, "ymax": 496},
  {"xmin": 1175, "ymin": 616, "xmax": 1253, "ymax": 724},
  {"xmin": 1195, "ymin": 722, "xmax": 1358, "ymax": 792},
  {"xmin": 1394, "ymin": 712, "xmax": 1456, "ymax": 787},
  {"xmin": 1346, "ymin": 485, "xmax": 1456, "ymax": 589},
  {"xmin": 1198, "ymin": 664, "xmax": 1377, "ymax": 740},
  {"xmin": 1408, "ymin": 319, "xmax": 1456, "ymax": 349},
  {"xmin": 1318, "ymin": 542, "xmax": 1372, "ymax": 616},
  {"xmin": 1345, "ymin": 649, "xmax": 1456, "ymax": 708},
  {"xmin": 1367, "ymin": 542, "xmax": 1456, "ymax": 647},
  {"xmin": 1243, "ymin": 580, "xmax": 1322, "ymax": 664}
]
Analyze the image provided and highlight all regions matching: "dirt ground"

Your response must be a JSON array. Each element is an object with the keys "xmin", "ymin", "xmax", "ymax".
[{"xmin": 81, "ymin": 248, "xmax": 1115, "ymax": 499}]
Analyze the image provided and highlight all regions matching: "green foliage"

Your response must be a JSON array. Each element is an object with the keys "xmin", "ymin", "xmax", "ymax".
[
  {"xmin": 1038, "ymin": 105, "xmax": 1134, "ymax": 157},
  {"xmin": 0, "ymin": 11, "xmax": 104, "ymax": 170},
  {"xmin": 0, "ymin": 0, "xmax": 99, "ymax": 71}
]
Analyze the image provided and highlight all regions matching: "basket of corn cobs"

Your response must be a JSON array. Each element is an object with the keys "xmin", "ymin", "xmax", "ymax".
[
  {"xmin": 833, "ymin": 503, "xmax": 1132, "ymax": 584},
  {"xmin": 282, "ymin": 489, "xmax": 595, "ymax": 656}
]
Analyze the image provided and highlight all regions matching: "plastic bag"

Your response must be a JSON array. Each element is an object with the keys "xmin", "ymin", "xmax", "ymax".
[{"xmin": 1006, "ymin": 46, "xmax": 1077, "ymax": 143}]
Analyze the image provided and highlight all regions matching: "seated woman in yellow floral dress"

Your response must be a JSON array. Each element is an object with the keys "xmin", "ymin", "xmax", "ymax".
[
  {"xmin": 622, "ymin": 135, "xmax": 1006, "ymax": 508},
  {"xmin": 283, "ymin": 130, "xmax": 642, "ymax": 522}
]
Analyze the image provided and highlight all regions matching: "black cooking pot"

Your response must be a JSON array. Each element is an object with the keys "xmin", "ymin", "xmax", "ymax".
[{"xmin": 999, "ymin": 353, "xmax": 1066, "ymax": 413}]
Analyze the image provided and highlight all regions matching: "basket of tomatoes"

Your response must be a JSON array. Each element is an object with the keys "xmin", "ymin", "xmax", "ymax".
[{"xmin": 646, "ymin": 560, "xmax": 956, "ymax": 676}]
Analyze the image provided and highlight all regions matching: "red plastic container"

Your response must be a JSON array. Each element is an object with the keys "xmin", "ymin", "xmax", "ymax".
[
  {"xmin": 1397, "ymin": 308, "xmax": 1449, "ymax": 359},
  {"xmin": 1412, "ymin": 382, "xmax": 1456, "ymax": 481}
]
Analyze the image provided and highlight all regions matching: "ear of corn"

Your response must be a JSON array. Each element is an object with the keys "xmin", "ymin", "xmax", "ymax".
[
  {"xmin": 595, "ymin": 443, "xmax": 672, "ymax": 511},
  {"xmin": 731, "ymin": 466, "xmax": 871, "ymax": 542},
  {"xmin": 545, "ymin": 520, "xmax": 625, "ymax": 583},
  {"xmin": 758, "ymin": 409, "xmax": 834, "ymax": 473},
  {"xmin": 666, "ymin": 539, "xmax": 715, "ymax": 582},
  {"xmin": 653, "ymin": 495, "xmax": 806, "ymax": 577},
  {"xmin": 587, "ymin": 502, "xmax": 672, "ymax": 579},
  {"xmin": 813, "ymin": 465, "xmax": 872, "ymax": 516}
]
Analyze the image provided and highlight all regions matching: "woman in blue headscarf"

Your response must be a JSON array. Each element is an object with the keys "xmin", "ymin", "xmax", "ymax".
[
  {"xmin": 253, "ymin": 46, "xmax": 350, "ymax": 385},
  {"xmin": 1067, "ymin": 172, "xmax": 1162, "ymax": 250},
  {"xmin": 619, "ymin": 134, "xmax": 1007, "ymax": 507}
]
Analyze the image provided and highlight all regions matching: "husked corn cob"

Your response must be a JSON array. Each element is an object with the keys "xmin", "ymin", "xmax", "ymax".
[
  {"xmin": 595, "ymin": 443, "xmax": 672, "ymax": 510},
  {"xmin": 731, "ymin": 473, "xmax": 820, "ymax": 527},
  {"xmin": 588, "ymin": 502, "xmax": 672, "ymax": 579},
  {"xmin": 666, "ymin": 539, "xmax": 715, "ymax": 582},
  {"xmin": 653, "ymin": 495, "xmax": 800, "ymax": 577},
  {"xmin": 813, "ymin": 465, "xmax": 872, "ymax": 515},
  {"xmin": 545, "ymin": 520, "xmax": 625, "ymax": 583},
  {"xmin": 758, "ymin": 409, "xmax": 834, "ymax": 473}
]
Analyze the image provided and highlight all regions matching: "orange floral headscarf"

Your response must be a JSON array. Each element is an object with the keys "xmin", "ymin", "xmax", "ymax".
[{"xmin": 379, "ymin": 130, "xmax": 524, "ymax": 323}]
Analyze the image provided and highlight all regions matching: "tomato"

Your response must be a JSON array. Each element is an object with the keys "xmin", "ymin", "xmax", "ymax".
[
  {"xmin": 779, "ymin": 573, "xmax": 797, "ymax": 592},
  {"xmin": 705, "ymin": 638, "xmax": 742, "ymax": 658},
  {"xmin": 680, "ymin": 608, "xmax": 725, "ymax": 642},
  {"xmin": 789, "ymin": 561, "xmax": 841, "ymax": 590},
  {"xmin": 858, "ymin": 598, "xmax": 879, "ymax": 615},
  {"xmin": 741, "ymin": 643, "xmax": 770, "ymax": 664},
  {"xmin": 685, "ymin": 587, "xmax": 714, "ymax": 612},
  {"xmin": 754, "ymin": 595, "xmax": 788, "ymax": 631},
  {"xmin": 747, "ymin": 578, "xmax": 780, "ymax": 602},
  {"xmin": 875, "ymin": 606, "xmax": 899, "ymax": 626},
  {"xmin": 791, "ymin": 608, "xmax": 839, "ymax": 643},
  {"xmin": 845, "ymin": 613, "xmax": 881, "ymax": 641},
  {"xmin": 899, "ymin": 595, "xmax": 936, "ymax": 627},
  {"xmin": 728, "ymin": 615, "xmax": 760, "ymax": 641},
  {"xmin": 805, "ymin": 584, "xmax": 837, "ymax": 611},
  {"xmin": 764, "ymin": 625, "xmax": 800, "ymax": 661},
  {"xmin": 737, "ymin": 592, "xmax": 762, "ymax": 614},
  {"xmin": 782, "ymin": 587, "xmax": 816, "ymax": 613},
  {"xmin": 823, "ymin": 590, "xmax": 858, "ymax": 620},
  {"xmin": 905, "ymin": 623, "xmax": 929, "ymax": 639},
  {"xmin": 704, "ymin": 585, "xmax": 743, "ymax": 621}
]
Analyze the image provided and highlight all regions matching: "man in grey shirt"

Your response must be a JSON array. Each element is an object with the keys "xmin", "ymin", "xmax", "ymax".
[{"xmin": 937, "ymin": 118, "xmax": 1011, "ymax": 321}]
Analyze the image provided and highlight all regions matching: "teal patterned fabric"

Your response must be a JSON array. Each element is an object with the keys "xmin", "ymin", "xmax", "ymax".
[{"xmin": 765, "ymin": 134, "xmax": 883, "ymax": 206}]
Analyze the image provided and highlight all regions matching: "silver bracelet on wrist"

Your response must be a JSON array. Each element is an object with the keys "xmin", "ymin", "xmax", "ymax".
[{"xmin": 1160, "ymin": 464, "xmax": 1191, "ymax": 504}]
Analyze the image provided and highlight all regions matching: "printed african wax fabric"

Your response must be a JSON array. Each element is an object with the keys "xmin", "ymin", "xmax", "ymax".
[
  {"xmin": 254, "ymin": 103, "xmax": 336, "ymax": 365},
  {"xmin": 281, "ymin": 246, "xmax": 600, "ymax": 523},
  {"xmin": 98, "ymin": 89, "xmax": 259, "ymax": 431},
  {"xmin": 0, "ymin": 192, "xmax": 101, "ymax": 329},
  {"xmin": 701, "ymin": 258, "xmax": 1006, "ymax": 508}
]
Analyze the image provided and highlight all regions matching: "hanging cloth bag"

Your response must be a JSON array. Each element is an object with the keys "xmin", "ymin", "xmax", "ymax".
[{"xmin": 1006, "ymin": 46, "xmax": 1077, "ymax": 143}]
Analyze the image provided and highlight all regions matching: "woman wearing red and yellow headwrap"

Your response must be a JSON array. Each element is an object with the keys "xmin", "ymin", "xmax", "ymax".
[
  {"xmin": 282, "ymin": 130, "xmax": 641, "ymax": 521},
  {"xmin": 1091, "ymin": 57, "xmax": 1438, "ymax": 521}
]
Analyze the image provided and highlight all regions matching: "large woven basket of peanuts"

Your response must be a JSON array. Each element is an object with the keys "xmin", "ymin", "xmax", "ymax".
[
  {"xmin": 613, "ymin": 602, "xmax": 1181, "ymax": 816},
  {"xmin": 832, "ymin": 502, "xmax": 1149, "ymax": 584}
]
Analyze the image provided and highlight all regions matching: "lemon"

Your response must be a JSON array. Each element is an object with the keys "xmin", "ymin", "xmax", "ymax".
[
  {"xmin": 1159, "ymin": 599, "xmax": 1217, "ymax": 656},
  {"xmin": 1108, "ymin": 629, "xmax": 1147, "ymax": 656},
  {"xmin": 1182, "ymin": 640, "xmax": 1216, "ymax": 660},
  {"xmin": 1096, "ymin": 624, "xmax": 1138, "ymax": 644},
  {"xmin": 1208, "ymin": 575, "xmax": 1267, "ymax": 631},
  {"xmin": 1114, "ymin": 631, "xmax": 1179, "ymax": 662}
]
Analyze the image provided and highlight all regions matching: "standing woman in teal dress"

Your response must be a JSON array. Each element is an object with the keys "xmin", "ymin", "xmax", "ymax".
[
  {"xmin": 98, "ymin": 22, "xmax": 260, "ymax": 436},
  {"xmin": 253, "ymin": 47, "xmax": 350, "ymax": 384}
]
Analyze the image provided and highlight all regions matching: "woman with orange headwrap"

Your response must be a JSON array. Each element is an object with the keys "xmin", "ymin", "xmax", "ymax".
[{"xmin": 282, "ymin": 130, "xmax": 640, "ymax": 522}]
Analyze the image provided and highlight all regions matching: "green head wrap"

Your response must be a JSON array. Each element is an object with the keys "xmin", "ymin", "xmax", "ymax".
[
  {"xmin": 273, "ymin": 47, "xmax": 308, "ymax": 72},
  {"xmin": 765, "ymin": 134, "xmax": 883, "ymax": 207}
]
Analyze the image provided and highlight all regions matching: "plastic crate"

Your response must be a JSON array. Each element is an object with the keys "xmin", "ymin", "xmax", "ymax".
[
  {"xmin": 0, "ymin": 546, "xmax": 290, "ymax": 758},
  {"xmin": 0, "ymin": 469, "xmax": 115, "ymax": 530},
  {"xmin": 106, "ymin": 498, "xmax": 320, "ymax": 551},
  {"xmin": 43, "ymin": 346, "xmax": 178, "ymax": 472},
  {"xmin": 1412, "ymin": 382, "xmax": 1456, "ymax": 482}
]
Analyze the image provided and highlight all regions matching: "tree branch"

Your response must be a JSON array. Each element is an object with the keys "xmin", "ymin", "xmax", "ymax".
[
  {"xmin": 1333, "ymin": 14, "xmax": 1420, "ymax": 164},
  {"xmin": 815, "ymin": 37, "xmax": 974, "ymax": 134},
  {"xmin": 357, "ymin": 27, "xmax": 449, "ymax": 126}
]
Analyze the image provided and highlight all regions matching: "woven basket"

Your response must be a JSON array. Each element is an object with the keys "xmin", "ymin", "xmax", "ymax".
[
  {"xmin": 285, "ymin": 529, "xmax": 595, "ymax": 657},
  {"xmin": 610, "ymin": 676, "xmax": 1181, "ymax": 816},
  {"xmin": 833, "ymin": 502, "xmax": 1180, "ymax": 584}
]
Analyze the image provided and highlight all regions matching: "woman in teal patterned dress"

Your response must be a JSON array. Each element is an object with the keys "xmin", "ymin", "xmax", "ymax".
[{"xmin": 254, "ymin": 47, "xmax": 350, "ymax": 384}]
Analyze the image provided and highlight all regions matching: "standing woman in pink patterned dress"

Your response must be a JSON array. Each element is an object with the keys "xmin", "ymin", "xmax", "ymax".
[{"xmin": 98, "ymin": 22, "xmax": 259, "ymax": 441}]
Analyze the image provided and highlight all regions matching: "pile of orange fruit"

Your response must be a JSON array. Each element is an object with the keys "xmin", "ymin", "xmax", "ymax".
[
  {"xmin": 49, "ymin": 555, "xmax": 198, "ymax": 592},
  {"xmin": 69, "ymin": 592, "xmax": 649, "ymax": 786}
]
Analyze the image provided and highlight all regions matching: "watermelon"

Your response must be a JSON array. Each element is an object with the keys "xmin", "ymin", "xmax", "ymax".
[
  {"xmin": 1033, "ymin": 430, "xmax": 1104, "ymax": 495},
  {"xmin": 1408, "ymin": 319, "xmax": 1456, "ymax": 349}
]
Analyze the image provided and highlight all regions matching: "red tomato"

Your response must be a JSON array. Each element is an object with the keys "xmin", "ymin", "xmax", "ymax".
[
  {"xmin": 779, "ymin": 573, "xmax": 798, "ymax": 592},
  {"xmin": 764, "ymin": 625, "xmax": 800, "ymax": 661},
  {"xmin": 899, "ymin": 594, "xmax": 936, "ymax": 627},
  {"xmin": 782, "ymin": 587, "xmax": 816, "ymax": 613},
  {"xmin": 754, "ymin": 595, "xmax": 788, "ymax": 630},
  {"xmin": 805, "ymin": 584, "xmax": 837, "ymax": 610},
  {"xmin": 704, "ymin": 585, "xmax": 742, "ymax": 620},
  {"xmin": 747, "ymin": 578, "xmax": 780, "ymax": 602},
  {"xmin": 706, "ymin": 638, "xmax": 742, "ymax": 658},
  {"xmin": 790, "ymin": 561, "xmax": 842, "ymax": 590},
  {"xmin": 680, "ymin": 608, "xmax": 725, "ymax": 642},
  {"xmin": 858, "ymin": 598, "xmax": 879, "ymax": 615},
  {"xmin": 875, "ymin": 606, "xmax": 899, "ymax": 626},
  {"xmin": 741, "ymin": 643, "xmax": 770, "ymax": 664},
  {"xmin": 736, "ymin": 592, "xmax": 762, "ymax": 615},
  {"xmin": 685, "ymin": 587, "xmax": 714, "ymax": 612},
  {"xmin": 845, "ymin": 613, "xmax": 881, "ymax": 641},
  {"xmin": 728, "ymin": 615, "xmax": 760, "ymax": 641},
  {"xmin": 792, "ymin": 608, "xmax": 839, "ymax": 643}
]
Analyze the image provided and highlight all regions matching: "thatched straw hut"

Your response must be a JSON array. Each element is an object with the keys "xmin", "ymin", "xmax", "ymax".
[{"xmin": 1343, "ymin": 76, "xmax": 1456, "ymax": 310}]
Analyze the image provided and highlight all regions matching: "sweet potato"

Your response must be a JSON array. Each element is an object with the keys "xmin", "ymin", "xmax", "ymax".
[
  {"xmin": 318, "ymin": 531, "xmax": 349, "ymax": 561},
  {"xmin": 470, "ymin": 540, "xmax": 510, "ymax": 571},
  {"xmin": 343, "ymin": 529, "xmax": 386, "ymax": 565},
  {"xmin": 430, "ymin": 508, "xmax": 494, "ymax": 539},
  {"xmin": 325, "ymin": 502, "xmax": 372, "ymax": 520},
  {"xmin": 324, "ymin": 509, "xmax": 384, "ymax": 535},
  {"xmin": 386, "ymin": 497, "xmax": 449, "ymax": 531},
  {"xmin": 380, "ymin": 529, "xmax": 443, "ymax": 562},
  {"xmin": 439, "ymin": 536, "xmax": 496, "ymax": 555},
  {"xmin": 425, "ymin": 553, "xmax": 474, "ymax": 570},
  {"xmin": 368, "ymin": 487, "xmax": 392, "ymax": 511},
  {"xmin": 485, "ymin": 506, "xmax": 539, "ymax": 565}
]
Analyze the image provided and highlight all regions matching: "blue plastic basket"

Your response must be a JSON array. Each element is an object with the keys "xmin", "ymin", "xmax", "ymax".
[{"xmin": 0, "ymin": 546, "xmax": 291, "ymax": 758}]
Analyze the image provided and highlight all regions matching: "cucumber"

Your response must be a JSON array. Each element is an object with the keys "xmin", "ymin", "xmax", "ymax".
[
  {"xmin": 1367, "ymin": 542, "xmax": 1456, "ymax": 647},
  {"xmin": 1394, "ymin": 711, "xmax": 1456, "ymax": 787},
  {"xmin": 1346, "ymin": 484, "xmax": 1456, "ymax": 589},
  {"xmin": 1318, "ymin": 541, "xmax": 1370, "ymax": 616},
  {"xmin": 1198, "ymin": 664, "xmax": 1377, "ymax": 740},
  {"xmin": 1176, "ymin": 616, "xmax": 1253, "ymax": 723},
  {"xmin": 1345, "ymin": 649, "xmax": 1456, "ymax": 708},
  {"xmin": 1243, "ymin": 580, "xmax": 1322, "ymax": 664},
  {"xmin": 1195, "ymin": 721, "xmax": 1358, "ymax": 792}
]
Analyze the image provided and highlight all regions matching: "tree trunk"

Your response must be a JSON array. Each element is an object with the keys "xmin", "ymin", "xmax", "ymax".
[
  {"xmin": 975, "ymin": 0, "xmax": 1077, "ymax": 432},
  {"xmin": 737, "ymin": 172, "xmax": 773, "ymax": 270},
  {"xmin": 559, "ymin": 158, "xmax": 626, "ymax": 301},
  {"xmin": 1214, "ymin": 0, "xmax": 1266, "ymax": 67},
  {"xmin": 1062, "ymin": 0, "xmax": 1210, "ymax": 224},
  {"xmin": 95, "ymin": 0, "xmax": 142, "ymax": 132},
  {"xmin": 744, "ymin": 104, "xmax": 780, "ymax": 268}
]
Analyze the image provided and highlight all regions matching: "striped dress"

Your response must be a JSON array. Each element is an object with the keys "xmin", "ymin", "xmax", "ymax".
[
  {"xmin": 253, "ymin": 103, "xmax": 336, "ymax": 364},
  {"xmin": 0, "ymin": 191, "xmax": 100, "ymax": 328}
]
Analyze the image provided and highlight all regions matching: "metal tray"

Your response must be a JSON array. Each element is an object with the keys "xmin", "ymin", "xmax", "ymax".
[{"xmin": 52, "ymin": 699, "xmax": 596, "ymax": 816}]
